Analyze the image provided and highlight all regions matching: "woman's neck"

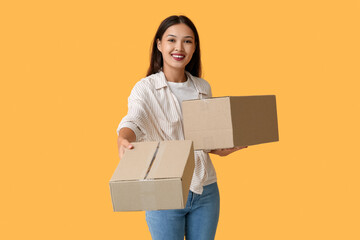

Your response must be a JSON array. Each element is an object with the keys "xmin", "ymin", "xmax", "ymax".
[{"xmin": 163, "ymin": 67, "xmax": 187, "ymax": 83}]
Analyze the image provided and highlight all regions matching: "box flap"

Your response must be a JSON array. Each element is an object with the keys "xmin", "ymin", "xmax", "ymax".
[
  {"xmin": 147, "ymin": 140, "xmax": 193, "ymax": 179},
  {"xmin": 110, "ymin": 141, "xmax": 159, "ymax": 182}
]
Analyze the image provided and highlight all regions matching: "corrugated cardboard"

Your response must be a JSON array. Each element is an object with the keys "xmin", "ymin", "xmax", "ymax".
[
  {"xmin": 182, "ymin": 95, "xmax": 279, "ymax": 150},
  {"xmin": 109, "ymin": 140, "xmax": 195, "ymax": 212}
]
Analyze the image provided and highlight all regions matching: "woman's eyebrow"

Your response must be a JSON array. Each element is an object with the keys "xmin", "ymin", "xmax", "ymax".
[{"xmin": 167, "ymin": 34, "xmax": 194, "ymax": 39}]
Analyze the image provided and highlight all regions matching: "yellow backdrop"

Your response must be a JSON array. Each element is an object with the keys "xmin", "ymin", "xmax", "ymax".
[{"xmin": 1, "ymin": 0, "xmax": 359, "ymax": 239}]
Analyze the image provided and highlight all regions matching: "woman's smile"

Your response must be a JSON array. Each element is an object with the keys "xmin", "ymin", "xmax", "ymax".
[{"xmin": 171, "ymin": 53, "xmax": 185, "ymax": 61}]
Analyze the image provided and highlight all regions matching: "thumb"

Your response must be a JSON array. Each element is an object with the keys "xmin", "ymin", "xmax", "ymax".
[{"xmin": 122, "ymin": 139, "xmax": 134, "ymax": 149}]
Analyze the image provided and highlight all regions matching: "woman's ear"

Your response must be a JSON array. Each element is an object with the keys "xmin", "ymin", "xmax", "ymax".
[{"xmin": 156, "ymin": 39, "xmax": 162, "ymax": 52}]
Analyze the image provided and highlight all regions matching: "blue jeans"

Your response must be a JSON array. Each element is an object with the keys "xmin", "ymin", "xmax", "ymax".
[{"xmin": 145, "ymin": 182, "xmax": 220, "ymax": 240}]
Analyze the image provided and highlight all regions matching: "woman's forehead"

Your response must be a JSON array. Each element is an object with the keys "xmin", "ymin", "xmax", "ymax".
[{"xmin": 163, "ymin": 23, "xmax": 194, "ymax": 38}]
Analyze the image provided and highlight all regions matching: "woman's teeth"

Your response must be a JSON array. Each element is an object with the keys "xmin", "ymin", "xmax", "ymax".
[{"xmin": 172, "ymin": 55, "xmax": 184, "ymax": 59}]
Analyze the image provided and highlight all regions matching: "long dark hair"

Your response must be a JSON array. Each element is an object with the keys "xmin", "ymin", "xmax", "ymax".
[{"xmin": 146, "ymin": 15, "xmax": 202, "ymax": 77}]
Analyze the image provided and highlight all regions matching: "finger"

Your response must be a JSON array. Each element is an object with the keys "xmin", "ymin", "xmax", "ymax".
[
  {"xmin": 122, "ymin": 139, "xmax": 134, "ymax": 149},
  {"xmin": 119, "ymin": 145, "xmax": 129, "ymax": 159},
  {"xmin": 119, "ymin": 148, "xmax": 124, "ymax": 159}
]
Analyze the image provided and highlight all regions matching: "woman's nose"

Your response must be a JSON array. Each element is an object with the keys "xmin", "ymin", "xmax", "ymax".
[{"xmin": 175, "ymin": 41, "xmax": 184, "ymax": 51}]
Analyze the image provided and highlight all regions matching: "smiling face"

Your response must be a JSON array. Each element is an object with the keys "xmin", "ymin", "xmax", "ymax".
[{"xmin": 157, "ymin": 23, "xmax": 196, "ymax": 73}]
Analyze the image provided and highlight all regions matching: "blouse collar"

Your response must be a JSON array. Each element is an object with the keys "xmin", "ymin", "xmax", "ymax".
[{"xmin": 154, "ymin": 70, "xmax": 208, "ymax": 95}]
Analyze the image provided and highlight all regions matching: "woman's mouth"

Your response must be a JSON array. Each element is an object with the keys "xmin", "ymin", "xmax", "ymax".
[{"xmin": 171, "ymin": 54, "xmax": 185, "ymax": 61}]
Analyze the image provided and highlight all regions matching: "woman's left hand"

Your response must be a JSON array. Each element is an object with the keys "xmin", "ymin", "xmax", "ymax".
[{"xmin": 209, "ymin": 146, "xmax": 248, "ymax": 157}]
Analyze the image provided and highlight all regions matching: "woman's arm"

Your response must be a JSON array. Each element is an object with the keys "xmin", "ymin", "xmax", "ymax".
[
  {"xmin": 209, "ymin": 146, "xmax": 248, "ymax": 157},
  {"xmin": 117, "ymin": 127, "xmax": 136, "ymax": 159}
]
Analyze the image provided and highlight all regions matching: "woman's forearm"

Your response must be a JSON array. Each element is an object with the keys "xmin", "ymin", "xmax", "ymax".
[{"xmin": 117, "ymin": 127, "xmax": 136, "ymax": 143}]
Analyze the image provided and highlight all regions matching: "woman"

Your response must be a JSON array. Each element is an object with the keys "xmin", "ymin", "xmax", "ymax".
[{"xmin": 117, "ymin": 15, "xmax": 247, "ymax": 240}]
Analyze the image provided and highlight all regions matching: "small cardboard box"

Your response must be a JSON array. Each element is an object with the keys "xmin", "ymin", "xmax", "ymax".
[
  {"xmin": 109, "ymin": 140, "xmax": 195, "ymax": 212},
  {"xmin": 182, "ymin": 95, "xmax": 279, "ymax": 150}
]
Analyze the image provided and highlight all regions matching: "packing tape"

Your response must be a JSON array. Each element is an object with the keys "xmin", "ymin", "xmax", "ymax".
[
  {"xmin": 146, "ymin": 143, "xmax": 165, "ymax": 178},
  {"xmin": 143, "ymin": 142, "xmax": 160, "ymax": 180}
]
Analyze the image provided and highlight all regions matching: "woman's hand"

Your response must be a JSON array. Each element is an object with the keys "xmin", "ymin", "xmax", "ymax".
[
  {"xmin": 117, "ymin": 127, "xmax": 136, "ymax": 159},
  {"xmin": 209, "ymin": 146, "xmax": 248, "ymax": 157},
  {"xmin": 117, "ymin": 138, "xmax": 134, "ymax": 159}
]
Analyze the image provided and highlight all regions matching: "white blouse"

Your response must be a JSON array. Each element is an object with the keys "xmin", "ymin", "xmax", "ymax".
[{"xmin": 116, "ymin": 71, "xmax": 217, "ymax": 194}]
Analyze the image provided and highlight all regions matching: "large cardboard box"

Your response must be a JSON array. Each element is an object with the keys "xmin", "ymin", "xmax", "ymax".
[
  {"xmin": 109, "ymin": 140, "xmax": 195, "ymax": 212},
  {"xmin": 182, "ymin": 95, "xmax": 279, "ymax": 150}
]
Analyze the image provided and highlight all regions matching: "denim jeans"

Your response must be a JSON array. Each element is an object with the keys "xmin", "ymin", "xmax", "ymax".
[{"xmin": 145, "ymin": 182, "xmax": 220, "ymax": 240}]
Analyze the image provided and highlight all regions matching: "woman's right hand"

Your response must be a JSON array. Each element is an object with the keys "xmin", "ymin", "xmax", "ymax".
[
  {"xmin": 117, "ymin": 137, "xmax": 134, "ymax": 159},
  {"xmin": 209, "ymin": 146, "xmax": 248, "ymax": 157},
  {"xmin": 117, "ymin": 127, "xmax": 136, "ymax": 159}
]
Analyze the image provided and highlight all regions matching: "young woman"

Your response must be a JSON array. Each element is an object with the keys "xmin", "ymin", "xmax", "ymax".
[{"xmin": 117, "ymin": 15, "xmax": 247, "ymax": 240}]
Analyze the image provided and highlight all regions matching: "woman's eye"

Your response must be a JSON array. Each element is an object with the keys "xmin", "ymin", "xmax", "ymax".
[
  {"xmin": 185, "ymin": 40, "xmax": 193, "ymax": 43},
  {"xmin": 168, "ymin": 39, "xmax": 175, "ymax": 42}
]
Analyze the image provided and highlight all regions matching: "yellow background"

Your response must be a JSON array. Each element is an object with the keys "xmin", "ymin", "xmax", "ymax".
[{"xmin": 1, "ymin": 0, "xmax": 359, "ymax": 239}]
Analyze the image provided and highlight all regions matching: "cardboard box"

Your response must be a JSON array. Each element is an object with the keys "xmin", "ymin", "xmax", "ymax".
[
  {"xmin": 182, "ymin": 95, "xmax": 279, "ymax": 150},
  {"xmin": 109, "ymin": 140, "xmax": 195, "ymax": 212}
]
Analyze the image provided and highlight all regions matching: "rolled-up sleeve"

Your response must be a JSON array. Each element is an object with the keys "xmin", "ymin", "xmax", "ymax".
[{"xmin": 116, "ymin": 82, "xmax": 148, "ymax": 141}]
